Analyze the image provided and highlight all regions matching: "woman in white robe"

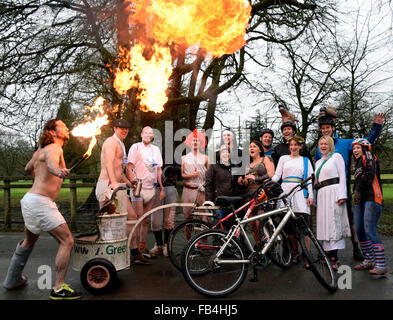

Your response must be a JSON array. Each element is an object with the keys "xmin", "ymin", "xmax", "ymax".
[
  {"xmin": 272, "ymin": 136, "xmax": 314, "ymax": 266},
  {"xmin": 315, "ymin": 136, "xmax": 351, "ymax": 269}
]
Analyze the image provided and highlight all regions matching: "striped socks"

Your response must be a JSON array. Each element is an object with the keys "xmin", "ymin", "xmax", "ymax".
[
  {"xmin": 359, "ymin": 241, "xmax": 374, "ymax": 263},
  {"xmin": 372, "ymin": 244, "xmax": 386, "ymax": 269}
]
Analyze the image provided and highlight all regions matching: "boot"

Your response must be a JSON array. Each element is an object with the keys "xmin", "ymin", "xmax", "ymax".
[{"xmin": 2, "ymin": 241, "xmax": 33, "ymax": 290}]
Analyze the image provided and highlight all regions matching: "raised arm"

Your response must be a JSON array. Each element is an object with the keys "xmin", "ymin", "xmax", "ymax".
[{"xmin": 365, "ymin": 114, "xmax": 384, "ymax": 144}]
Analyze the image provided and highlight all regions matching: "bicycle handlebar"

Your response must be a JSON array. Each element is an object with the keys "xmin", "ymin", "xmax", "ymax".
[{"xmin": 280, "ymin": 174, "xmax": 314, "ymax": 204}]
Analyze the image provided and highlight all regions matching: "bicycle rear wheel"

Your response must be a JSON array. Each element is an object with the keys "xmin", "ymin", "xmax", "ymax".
[
  {"xmin": 181, "ymin": 229, "xmax": 248, "ymax": 298},
  {"xmin": 168, "ymin": 219, "xmax": 211, "ymax": 271},
  {"xmin": 298, "ymin": 224, "xmax": 337, "ymax": 292},
  {"xmin": 259, "ymin": 218, "xmax": 293, "ymax": 269}
]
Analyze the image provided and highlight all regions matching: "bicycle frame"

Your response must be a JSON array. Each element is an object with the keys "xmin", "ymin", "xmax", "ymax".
[{"xmin": 213, "ymin": 203, "xmax": 296, "ymax": 265}]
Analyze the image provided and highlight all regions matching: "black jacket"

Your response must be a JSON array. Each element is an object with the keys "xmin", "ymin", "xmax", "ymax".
[
  {"xmin": 271, "ymin": 138, "xmax": 313, "ymax": 169},
  {"xmin": 215, "ymin": 147, "xmax": 243, "ymax": 167},
  {"xmin": 353, "ymin": 151, "xmax": 383, "ymax": 205},
  {"xmin": 205, "ymin": 163, "xmax": 244, "ymax": 202}
]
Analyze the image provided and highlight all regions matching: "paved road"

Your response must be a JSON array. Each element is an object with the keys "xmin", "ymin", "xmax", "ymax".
[{"xmin": 1, "ymin": 232, "xmax": 393, "ymax": 303}]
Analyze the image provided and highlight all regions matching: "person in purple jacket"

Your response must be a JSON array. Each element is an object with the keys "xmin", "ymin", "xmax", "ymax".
[{"xmin": 315, "ymin": 106, "xmax": 385, "ymax": 260}]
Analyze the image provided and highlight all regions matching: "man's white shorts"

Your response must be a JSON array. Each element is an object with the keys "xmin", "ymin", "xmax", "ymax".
[
  {"xmin": 95, "ymin": 179, "xmax": 113, "ymax": 202},
  {"xmin": 21, "ymin": 193, "xmax": 66, "ymax": 234}
]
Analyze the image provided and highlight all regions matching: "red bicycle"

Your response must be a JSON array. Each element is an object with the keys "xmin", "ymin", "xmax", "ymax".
[{"xmin": 168, "ymin": 181, "xmax": 293, "ymax": 272}]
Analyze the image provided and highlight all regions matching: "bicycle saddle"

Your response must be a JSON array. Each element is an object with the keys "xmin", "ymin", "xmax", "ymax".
[{"xmin": 215, "ymin": 196, "xmax": 245, "ymax": 206}]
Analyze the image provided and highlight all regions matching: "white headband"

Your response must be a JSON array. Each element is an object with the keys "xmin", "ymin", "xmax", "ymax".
[{"xmin": 222, "ymin": 130, "xmax": 234, "ymax": 137}]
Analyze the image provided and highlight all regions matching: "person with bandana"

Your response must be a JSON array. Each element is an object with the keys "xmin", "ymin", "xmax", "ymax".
[{"xmin": 181, "ymin": 129, "xmax": 209, "ymax": 221}]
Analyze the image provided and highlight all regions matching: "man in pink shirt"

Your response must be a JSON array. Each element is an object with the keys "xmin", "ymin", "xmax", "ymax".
[{"xmin": 127, "ymin": 126, "xmax": 165, "ymax": 264}]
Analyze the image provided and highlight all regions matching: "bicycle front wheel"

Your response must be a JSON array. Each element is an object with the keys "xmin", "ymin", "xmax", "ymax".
[
  {"xmin": 260, "ymin": 218, "xmax": 293, "ymax": 269},
  {"xmin": 299, "ymin": 226, "xmax": 337, "ymax": 292},
  {"xmin": 168, "ymin": 219, "xmax": 211, "ymax": 271},
  {"xmin": 181, "ymin": 230, "xmax": 249, "ymax": 298}
]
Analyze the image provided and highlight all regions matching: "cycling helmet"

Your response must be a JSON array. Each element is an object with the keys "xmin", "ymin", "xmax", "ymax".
[
  {"xmin": 281, "ymin": 121, "xmax": 297, "ymax": 133},
  {"xmin": 262, "ymin": 181, "xmax": 283, "ymax": 199},
  {"xmin": 352, "ymin": 138, "xmax": 371, "ymax": 151},
  {"xmin": 318, "ymin": 116, "xmax": 336, "ymax": 128},
  {"xmin": 259, "ymin": 128, "xmax": 274, "ymax": 139},
  {"xmin": 318, "ymin": 106, "xmax": 337, "ymax": 128}
]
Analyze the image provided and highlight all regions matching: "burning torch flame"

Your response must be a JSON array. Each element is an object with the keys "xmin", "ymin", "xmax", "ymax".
[{"xmin": 70, "ymin": 97, "xmax": 109, "ymax": 170}]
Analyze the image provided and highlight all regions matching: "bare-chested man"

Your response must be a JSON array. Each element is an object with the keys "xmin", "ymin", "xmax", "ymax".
[
  {"xmin": 2, "ymin": 119, "xmax": 82, "ymax": 300},
  {"xmin": 96, "ymin": 119, "xmax": 140, "ymax": 259},
  {"xmin": 96, "ymin": 118, "xmax": 133, "ymax": 207}
]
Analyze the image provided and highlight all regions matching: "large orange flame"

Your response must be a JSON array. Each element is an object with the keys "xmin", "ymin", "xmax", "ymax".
[
  {"xmin": 71, "ymin": 96, "xmax": 109, "ymax": 158},
  {"xmin": 130, "ymin": 0, "xmax": 251, "ymax": 57},
  {"xmin": 113, "ymin": 43, "xmax": 172, "ymax": 113},
  {"xmin": 113, "ymin": 0, "xmax": 251, "ymax": 113}
]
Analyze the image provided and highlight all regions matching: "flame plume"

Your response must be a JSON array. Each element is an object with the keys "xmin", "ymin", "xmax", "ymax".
[
  {"xmin": 130, "ymin": 0, "xmax": 251, "ymax": 57},
  {"xmin": 113, "ymin": 44, "xmax": 172, "ymax": 113},
  {"xmin": 71, "ymin": 96, "xmax": 109, "ymax": 158},
  {"xmin": 112, "ymin": 0, "xmax": 251, "ymax": 114}
]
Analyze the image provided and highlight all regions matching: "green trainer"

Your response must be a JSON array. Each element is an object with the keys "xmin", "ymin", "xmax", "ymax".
[{"xmin": 50, "ymin": 283, "xmax": 83, "ymax": 300}]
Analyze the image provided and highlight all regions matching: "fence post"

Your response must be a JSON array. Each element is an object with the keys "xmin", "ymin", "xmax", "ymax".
[
  {"xmin": 4, "ymin": 179, "xmax": 11, "ymax": 230},
  {"xmin": 70, "ymin": 177, "xmax": 77, "ymax": 232}
]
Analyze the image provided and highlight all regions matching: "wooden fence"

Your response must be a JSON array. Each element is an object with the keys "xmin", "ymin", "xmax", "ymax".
[
  {"xmin": 1, "ymin": 172, "xmax": 393, "ymax": 231},
  {"xmin": 0, "ymin": 175, "xmax": 98, "ymax": 231}
]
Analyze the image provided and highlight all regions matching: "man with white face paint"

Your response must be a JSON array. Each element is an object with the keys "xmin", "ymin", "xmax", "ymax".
[{"xmin": 127, "ymin": 126, "xmax": 165, "ymax": 264}]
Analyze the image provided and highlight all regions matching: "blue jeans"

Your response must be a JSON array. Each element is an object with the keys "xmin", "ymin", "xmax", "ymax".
[{"xmin": 354, "ymin": 201, "xmax": 382, "ymax": 244}]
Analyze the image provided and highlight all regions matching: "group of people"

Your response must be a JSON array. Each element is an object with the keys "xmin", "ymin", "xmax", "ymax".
[
  {"xmin": 2, "ymin": 104, "xmax": 387, "ymax": 300},
  {"xmin": 209, "ymin": 105, "xmax": 386, "ymax": 276}
]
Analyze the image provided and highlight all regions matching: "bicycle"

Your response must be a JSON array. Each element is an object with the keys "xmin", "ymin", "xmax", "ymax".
[
  {"xmin": 168, "ymin": 183, "xmax": 293, "ymax": 272},
  {"xmin": 180, "ymin": 175, "xmax": 337, "ymax": 298}
]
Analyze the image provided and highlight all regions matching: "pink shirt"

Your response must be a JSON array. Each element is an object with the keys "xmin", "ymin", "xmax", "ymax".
[{"xmin": 128, "ymin": 142, "xmax": 163, "ymax": 189}]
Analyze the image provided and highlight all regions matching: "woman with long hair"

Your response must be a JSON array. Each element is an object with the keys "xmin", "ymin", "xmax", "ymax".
[
  {"xmin": 238, "ymin": 140, "xmax": 274, "ymax": 245},
  {"xmin": 352, "ymin": 138, "xmax": 387, "ymax": 277}
]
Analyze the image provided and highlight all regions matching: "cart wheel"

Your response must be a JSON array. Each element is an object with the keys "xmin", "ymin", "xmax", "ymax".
[{"xmin": 80, "ymin": 258, "xmax": 117, "ymax": 294}]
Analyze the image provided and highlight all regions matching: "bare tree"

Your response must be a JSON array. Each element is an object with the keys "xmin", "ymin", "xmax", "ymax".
[
  {"xmin": 0, "ymin": 0, "xmax": 337, "ymax": 142},
  {"xmin": 334, "ymin": 6, "xmax": 393, "ymax": 139}
]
